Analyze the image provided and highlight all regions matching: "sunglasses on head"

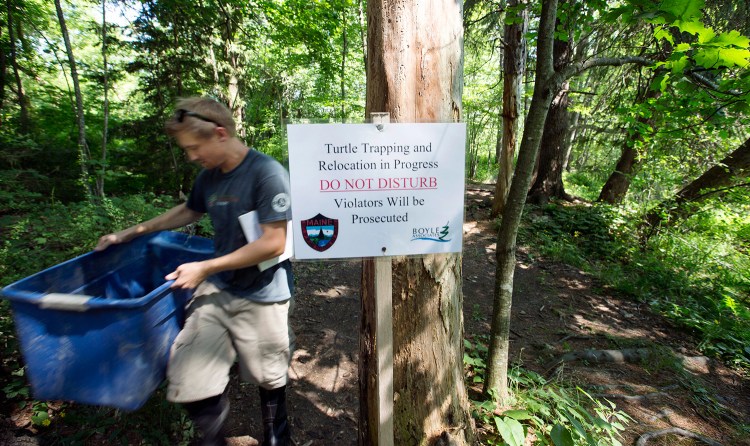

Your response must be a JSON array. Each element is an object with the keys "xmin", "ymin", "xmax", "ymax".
[{"xmin": 175, "ymin": 109, "xmax": 222, "ymax": 127}]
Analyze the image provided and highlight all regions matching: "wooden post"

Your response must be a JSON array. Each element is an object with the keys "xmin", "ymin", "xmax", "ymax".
[{"xmin": 359, "ymin": 112, "xmax": 393, "ymax": 446}]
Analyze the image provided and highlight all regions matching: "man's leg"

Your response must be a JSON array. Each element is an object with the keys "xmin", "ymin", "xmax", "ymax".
[
  {"xmin": 229, "ymin": 298, "xmax": 293, "ymax": 445},
  {"xmin": 183, "ymin": 390, "xmax": 230, "ymax": 446},
  {"xmin": 258, "ymin": 385, "xmax": 290, "ymax": 446},
  {"xmin": 168, "ymin": 284, "xmax": 236, "ymax": 444}
]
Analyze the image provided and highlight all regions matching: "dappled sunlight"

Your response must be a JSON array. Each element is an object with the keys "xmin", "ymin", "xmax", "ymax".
[{"xmin": 312, "ymin": 285, "xmax": 355, "ymax": 299}]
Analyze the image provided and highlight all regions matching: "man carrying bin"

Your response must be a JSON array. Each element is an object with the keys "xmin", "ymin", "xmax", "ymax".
[{"xmin": 97, "ymin": 96, "xmax": 294, "ymax": 446}]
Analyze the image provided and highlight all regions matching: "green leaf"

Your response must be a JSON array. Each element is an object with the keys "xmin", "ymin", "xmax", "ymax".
[
  {"xmin": 495, "ymin": 416, "xmax": 525, "ymax": 446},
  {"xmin": 502, "ymin": 409, "xmax": 533, "ymax": 420},
  {"xmin": 550, "ymin": 424, "xmax": 575, "ymax": 446},
  {"xmin": 695, "ymin": 47, "xmax": 750, "ymax": 68},
  {"xmin": 676, "ymin": 20, "xmax": 715, "ymax": 43},
  {"xmin": 592, "ymin": 416, "xmax": 613, "ymax": 430},
  {"xmin": 660, "ymin": 0, "xmax": 704, "ymax": 21},
  {"xmin": 650, "ymin": 72, "xmax": 670, "ymax": 92},
  {"xmin": 710, "ymin": 30, "xmax": 750, "ymax": 49},
  {"xmin": 654, "ymin": 26, "xmax": 674, "ymax": 44}
]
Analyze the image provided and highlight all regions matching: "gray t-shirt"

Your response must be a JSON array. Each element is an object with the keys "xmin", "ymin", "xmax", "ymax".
[{"xmin": 187, "ymin": 149, "xmax": 293, "ymax": 303}]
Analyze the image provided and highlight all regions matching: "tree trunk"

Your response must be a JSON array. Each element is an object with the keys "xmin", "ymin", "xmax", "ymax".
[
  {"xmin": 645, "ymin": 136, "xmax": 750, "ymax": 230},
  {"xmin": 491, "ymin": 0, "xmax": 528, "ymax": 218},
  {"xmin": 6, "ymin": 0, "xmax": 31, "ymax": 134},
  {"xmin": 598, "ymin": 142, "xmax": 638, "ymax": 203},
  {"xmin": 55, "ymin": 0, "xmax": 91, "ymax": 196},
  {"xmin": 96, "ymin": 0, "xmax": 109, "ymax": 198},
  {"xmin": 526, "ymin": 20, "xmax": 573, "ymax": 205},
  {"xmin": 341, "ymin": 8, "xmax": 347, "ymax": 122},
  {"xmin": 599, "ymin": 86, "xmax": 661, "ymax": 204},
  {"xmin": 221, "ymin": 5, "xmax": 245, "ymax": 140},
  {"xmin": 361, "ymin": 1, "xmax": 473, "ymax": 445},
  {"xmin": 357, "ymin": 0, "xmax": 367, "ymax": 69},
  {"xmin": 1, "ymin": 22, "xmax": 6, "ymax": 109},
  {"xmin": 484, "ymin": 0, "xmax": 560, "ymax": 405}
]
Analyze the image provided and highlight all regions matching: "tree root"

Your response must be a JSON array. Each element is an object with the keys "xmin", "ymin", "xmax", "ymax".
[
  {"xmin": 635, "ymin": 427, "xmax": 724, "ymax": 446},
  {"xmin": 560, "ymin": 348, "xmax": 652, "ymax": 364},
  {"xmin": 544, "ymin": 348, "xmax": 651, "ymax": 373},
  {"xmin": 545, "ymin": 347, "xmax": 710, "ymax": 372}
]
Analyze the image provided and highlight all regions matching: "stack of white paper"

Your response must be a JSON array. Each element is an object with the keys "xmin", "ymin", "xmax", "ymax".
[{"xmin": 238, "ymin": 211, "xmax": 294, "ymax": 271}]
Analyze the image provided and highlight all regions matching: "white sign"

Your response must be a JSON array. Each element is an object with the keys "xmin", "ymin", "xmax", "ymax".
[{"xmin": 287, "ymin": 123, "xmax": 466, "ymax": 259}]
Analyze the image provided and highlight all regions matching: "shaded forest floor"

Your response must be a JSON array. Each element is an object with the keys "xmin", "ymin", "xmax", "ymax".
[{"xmin": 3, "ymin": 186, "xmax": 749, "ymax": 445}]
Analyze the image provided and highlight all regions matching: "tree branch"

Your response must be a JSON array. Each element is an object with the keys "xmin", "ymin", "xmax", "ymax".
[
  {"xmin": 558, "ymin": 56, "xmax": 654, "ymax": 82},
  {"xmin": 689, "ymin": 181, "xmax": 750, "ymax": 202},
  {"xmin": 685, "ymin": 70, "xmax": 746, "ymax": 97}
]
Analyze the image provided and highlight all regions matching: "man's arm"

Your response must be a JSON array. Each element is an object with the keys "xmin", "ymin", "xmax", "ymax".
[
  {"xmin": 96, "ymin": 203, "xmax": 204, "ymax": 251},
  {"xmin": 165, "ymin": 219, "xmax": 287, "ymax": 289}
]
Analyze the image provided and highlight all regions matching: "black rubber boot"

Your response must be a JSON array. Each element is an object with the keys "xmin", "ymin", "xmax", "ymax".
[
  {"xmin": 258, "ymin": 385, "xmax": 291, "ymax": 446},
  {"xmin": 183, "ymin": 392, "xmax": 229, "ymax": 446}
]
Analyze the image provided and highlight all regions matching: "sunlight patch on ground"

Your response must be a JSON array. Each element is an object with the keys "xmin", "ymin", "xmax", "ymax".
[
  {"xmin": 294, "ymin": 390, "xmax": 351, "ymax": 419},
  {"xmin": 313, "ymin": 285, "xmax": 353, "ymax": 299},
  {"xmin": 463, "ymin": 221, "xmax": 479, "ymax": 235},
  {"xmin": 571, "ymin": 314, "xmax": 655, "ymax": 339}
]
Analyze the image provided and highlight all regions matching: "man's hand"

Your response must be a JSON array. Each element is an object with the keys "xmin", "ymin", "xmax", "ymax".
[
  {"xmin": 95, "ymin": 229, "xmax": 135, "ymax": 251},
  {"xmin": 166, "ymin": 262, "xmax": 210, "ymax": 289}
]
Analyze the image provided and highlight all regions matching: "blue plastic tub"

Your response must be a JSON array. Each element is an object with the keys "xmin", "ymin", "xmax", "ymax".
[{"xmin": 1, "ymin": 231, "xmax": 214, "ymax": 411}]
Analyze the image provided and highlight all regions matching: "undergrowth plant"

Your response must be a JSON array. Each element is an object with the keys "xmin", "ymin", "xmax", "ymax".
[
  {"xmin": 517, "ymin": 201, "xmax": 750, "ymax": 371},
  {"xmin": 464, "ymin": 337, "xmax": 631, "ymax": 446}
]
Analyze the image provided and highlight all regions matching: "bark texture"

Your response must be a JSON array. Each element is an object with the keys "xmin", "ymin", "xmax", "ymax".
[
  {"xmin": 526, "ymin": 19, "xmax": 573, "ymax": 205},
  {"xmin": 361, "ymin": 1, "xmax": 472, "ymax": 444},
  {"xmin": 491, "ymin": 0, "xmax": 528, "ymax": 217}
]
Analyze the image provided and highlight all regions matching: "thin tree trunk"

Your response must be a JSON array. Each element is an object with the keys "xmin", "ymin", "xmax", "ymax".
[
  {"xmin": 55, "ymin": 0, "xmax": 91, "ymax": 195},
  {"xmin": 563, "ymin": 110, "xmax": 579, "ymax": 172},
  {"xmin": 208, "ymin": 46, "xmax": 221, "ymax": 91},
  {"xmin": 6, "ymin": 0, "xmax": 30, "ymax": 134},
  {"xmin": 361, "ymin": 1, "xmax": 473, "ymax": 444},
  {"xmin": 221, "ymin": 4, "xmax": 245, "ymax": 139},
  {"xmin": 357, "ymin": 0, "xmax": 367, "ymax": 70},
  {"xmin": 97, "ymin": 0, "xmax": 109, "ymax": 198},
  {"xmin": 1, "ymin": 22, "xmax": 6, "ymax": 109},
  {"xmin": 484, "ymin": 0, "xmax": 560, "ymax": 405},
  {"xmin": 491, "ymin": 0, "xmax": 528, "ymax": 217},
  {"xmin": 341, "ymin": 8, "xmax": 347, "ymax": 122}
]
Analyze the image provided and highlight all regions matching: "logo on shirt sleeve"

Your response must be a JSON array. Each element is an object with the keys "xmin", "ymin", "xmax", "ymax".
[{"xmin": 271, "ymin": 193, "xmax": 291, "ymax": 213}]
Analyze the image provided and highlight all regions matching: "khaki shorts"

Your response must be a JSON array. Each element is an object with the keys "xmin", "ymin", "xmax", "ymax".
[{"xmin": 166, "ymin": 282, "xmax": 294, "ymax": 403}]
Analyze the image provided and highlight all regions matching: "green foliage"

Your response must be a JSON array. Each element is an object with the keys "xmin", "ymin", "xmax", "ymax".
[
  {"xmin": 518, "ymin": 200, "xmax": 750, "ymax": 371},
  {"xmin": 465, "ymin": 337, "xmax": 631, "ymax": 446},
  {"xmin": 518, "ymin": 203, "xmax": 630, "ymax": 268},
  {"xmin": 0, "ymin": 194, "xmax": 180, "ymax": 286}
]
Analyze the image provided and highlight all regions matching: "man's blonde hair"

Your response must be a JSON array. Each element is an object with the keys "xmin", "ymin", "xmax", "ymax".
[{"xmin": 165, "ymin": 97, "xmax": 236, "ymax": 139}]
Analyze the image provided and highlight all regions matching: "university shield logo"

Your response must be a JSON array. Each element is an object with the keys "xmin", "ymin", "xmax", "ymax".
[{"xmin": 301, "ymin": 213, "xmax": 339, "ymax": 252}]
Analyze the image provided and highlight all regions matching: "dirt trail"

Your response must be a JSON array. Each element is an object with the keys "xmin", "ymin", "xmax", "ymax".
[{"xmin": 3, "ymin": 186, "xmax": 749, "ymax": 445}]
